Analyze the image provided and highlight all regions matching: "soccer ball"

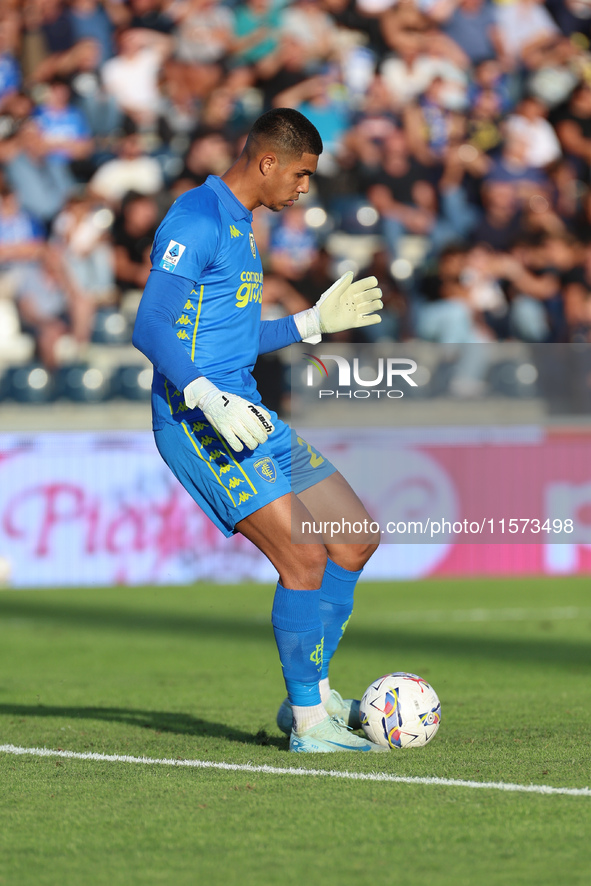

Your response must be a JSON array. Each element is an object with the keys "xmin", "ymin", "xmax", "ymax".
[{"xmin": 360, "ymin": 672, "xmax": 441, "ymax": 749}]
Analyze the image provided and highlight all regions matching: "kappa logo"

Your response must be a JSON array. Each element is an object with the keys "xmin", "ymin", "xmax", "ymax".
[
  {"xmin": 229, "ymin": 225, "xmax": 242, "ymax": 238},
  {"xmin": 160, "ymin": 239, "xmax": 186, "ymax": 272},
  {"xmin": 249, "ymin": 232, "xmax": 256, "ymax": 258},
  {"xmin": 253, "ymin": 457, "xmax": 276, "ymax": 483}
]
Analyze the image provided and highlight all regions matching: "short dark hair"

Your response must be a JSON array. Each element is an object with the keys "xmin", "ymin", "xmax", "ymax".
[{"xmin": 245, "ymin": 108, "xmax": 323, "ymax": 160}]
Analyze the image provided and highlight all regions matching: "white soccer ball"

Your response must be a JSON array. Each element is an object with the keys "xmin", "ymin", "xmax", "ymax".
[{"xmin": 360, "ymin": 672, "xmax": 441, "ymax": 749}]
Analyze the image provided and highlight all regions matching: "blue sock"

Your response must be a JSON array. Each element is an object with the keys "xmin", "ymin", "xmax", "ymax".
[
  {"xmin": 319, "ymin": 558, "xmax": 361, "ymax": 681},
  {"xmin": 271, "ymin": 583, "xmax": 323, "ymax": 707}
]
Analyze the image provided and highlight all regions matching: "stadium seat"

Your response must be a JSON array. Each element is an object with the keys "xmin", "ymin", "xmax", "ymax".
[
  {"xmin": 5, "ymin": 364, "xmax": 57, "ymax": 403},
  {"xmin": 110, "ymin": 364, "xmax": 152, "ymax": 401},
  {"xmin": 487, "ymin": 360, "xmax": 539, "ymax": 399},
  {"xmin": 91, "ymin": 308, "xmax": 131, "ymax": 345},
  {"xmin": 0, "ymin": 368, "xmax": 9, "ymax": 401},
  {"xmin": 56, "ymin": 363, "xmax": 112, "ymax": 403}
]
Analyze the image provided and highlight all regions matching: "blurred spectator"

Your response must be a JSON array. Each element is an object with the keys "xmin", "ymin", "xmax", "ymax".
[
  {"xmin": 465, "ymin": 86, "xmax": 505, "ymax": 156},
  {"xmin": 505, "ymin": 95, "xmax": 562, "ymax": 169},
  {"xmin": 15, "ymin": 245, "xmax": 90, "ymax": 370},
  {"xmin": 365, "ymin": 128, "xmax": 471, "ymax": 256},
  {"xmin": 493, "ymin": 0, "xmax": 567, "ymax": 71},
  {"xmin": 20, "ymin": 0, "xmax": 73, "ymax": 82},
  {"xmin": 404, "ymin": 76, "xmax": 467, "ymax": 164},
  {"xmin": 0, "ymin": 16, "xmax": 21, "ymax": 112},
  {"xmin": 365, "ymin": 128, "xmax": 437, "ymax": 248},
  {"xmin": 344, "ymin": 74, "xmax": 399, "ymax": 168},
  {"xmin": 0, "ymin": 90, "xmax": 34, "ymax": 142},
  {"xmin": 268, "ymin": 204, "xmax": 319, "ymax": 281},
  {"xmin": 231, "ymin": 0, "xmax": 281, "ymax": 69},
  {"xmin": 416, "ymin": 243, "xmax": 492, "ymax": 395},
  {"xmin": 380, "ymin": 24, "xmax": 466, "ymax": 111},
  {"xmin": 102, "ymin": 27, "xmax": 172, "ymax": 127},
  {"xmin": 52, "ymin": 194, "xmax": 115, "ymax": 305},
  {"xmin": 61, "ymin": 39, "xmax": 123, "ymax": 141},
  {"xmin": 442, "ymin": 242, "xmax": 554, "ymax": 342},
  {"xmin": 293, "ymin": 245, "xmax": 336, "ymax": 308},
  {"xmin": 173, "ymin": 0, "xmax": 234, "ymax": 99},
  {"xmin": 554, "ymin": 81, "xmax": 591, "ymax": 180},
  {"xmin": 360, "ymin": 247, "xmax": 406, "ymax": 342},
  {"xmin": 572, "ymin": 188, "xmax": 591, "ymax": 244},
  {"xmin": 195, "ymin": 67, "xmax": 257, "ymax": 139},
  {"xmin": 0, "ymin": 119, "xmax": 77, "ymax": 224},
  {"xmin": 111, "ymin": 191, "xmax": 159, "ymax": 292},
  {"xmin": 501, "ymin": 236, "xmax": 560, "ymax": 341},
  {"xmin": 280, "ymin": 0, "xmax": 339, "ymax": 69},
  {"xmin": 274, "ymin": 72, "xmax": 352, "ymax": 169},
  {"xmin": 471, "ymin": 180, "xmax": 522, "ymax": 252},
  {"xmin": 88, "ymin": 129, "xmax": 164, "ymax": 205},
  {"xmin": 485, "ymin": 130, "xmax": 549, "ymax": 198},
  {"xmin": 127, "ymin": 0, "xmax": 176, "ymax": 34},
  {"xmin": 38, "ymin": 0, "xmax": 76, "ymax": 55},
  {"xmin": 32, "ymin": 77, "xmax": 93, "ymax": 167},
  {"xmin": 324, "ymin": 0, "xmax": 387, "ymax": 57},
  {"xmin": 172, "ymin": 132, "xmax": 233, "ymax": 195},
  {"xmin": 68, "ymin": 0, "xmax": 119, "ymax": 65},
  {"xmin": 256, "ymin": 33, "xmax": 311, "ymax": 110},
  {"xmin": 155, "ymin": 57, "xmax": 200, "ymax": 158},
  {"xmin": 439, "ymin": 0, "xmax": 508, "ymax": 69},
  {"xmin": 0, "ymin": 181, "xmax": 43, "ymax": 298},
  {"xmin": 2, "ymin": 0, "xmax": 591, "ymax": 373},
  {"xmin": 564, "ymin": 240, "xmax": 591, "ymax": 341},
  {"xmin": 467, "ymin": 57, "xmax": 513, "ymax": 116},
  {"xmin": 546, "ymin": 0, "xmax": 591, "ymax": 39}
]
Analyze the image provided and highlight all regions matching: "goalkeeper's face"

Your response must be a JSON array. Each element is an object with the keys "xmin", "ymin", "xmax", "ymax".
[{"xmin": 261, "ymin": 151, "xmax": 318, "ymax": 213}]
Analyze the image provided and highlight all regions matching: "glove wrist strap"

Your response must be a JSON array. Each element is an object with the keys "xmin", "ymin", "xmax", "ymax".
[
  {"xmin": 184, "ymin": 375, "xmax": 217, "ymax": 409},
  {"xmin": 293, "ymin": 307, "xmax": 322, "ymax": 345}
]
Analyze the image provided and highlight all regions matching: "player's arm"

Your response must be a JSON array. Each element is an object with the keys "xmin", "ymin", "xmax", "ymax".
[
  {"xmin": 133, "ymin": 270, "xmax": 274, "ymax": 452},
  {"xmin": 258, "ymin": 316, "xmax": 301, "ymax": 355},
  {"xmin": 132, "ymin": 270, "xmax": 205, "ymax": 393}
]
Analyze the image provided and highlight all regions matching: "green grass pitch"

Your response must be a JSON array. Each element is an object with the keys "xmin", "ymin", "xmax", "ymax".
[{"xmin": 1, "ymin": 576, "xmax": 591, "ymax": 886}]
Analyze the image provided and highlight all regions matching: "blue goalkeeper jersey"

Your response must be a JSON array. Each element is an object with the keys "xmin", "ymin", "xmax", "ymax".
[{"xmin": 147, "ymin": 175, "xmax": 270, "ymax": 428}]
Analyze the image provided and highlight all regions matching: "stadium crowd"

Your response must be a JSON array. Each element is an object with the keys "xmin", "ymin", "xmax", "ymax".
[{"xmin": 1, "ymin": 0, "xmax": 591, "ymax": 401}]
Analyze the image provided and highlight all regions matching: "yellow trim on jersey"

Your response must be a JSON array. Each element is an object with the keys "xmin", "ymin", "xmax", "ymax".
[
  {"xmin": 181, "ymin": 421, "xmax": 236, "ymax": 506},
  {"xmin": 191, "ymin": 284, "xmax": 205, "ymax": 362},
  {"xmin": 212, "ymin": 429, "xmax": 258, "ymax": 494},
  {"xmin": 164, "ymin": 378, "xmax": 174, "ymax": 416}
]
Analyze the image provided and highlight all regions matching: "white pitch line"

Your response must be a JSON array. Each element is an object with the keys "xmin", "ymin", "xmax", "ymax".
[{"xmin": 1, "ymin": 744, "xmax": 589, "ymax": 797}]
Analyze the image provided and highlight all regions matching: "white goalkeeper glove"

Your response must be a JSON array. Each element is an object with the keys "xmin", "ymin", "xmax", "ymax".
[
  {"xmin": 184, "ymin": 376, "xmax": 274, "ymax": 453},
  {"xmin": 293, "ymin": 272, "xmax": 383, "ymax": 344}
]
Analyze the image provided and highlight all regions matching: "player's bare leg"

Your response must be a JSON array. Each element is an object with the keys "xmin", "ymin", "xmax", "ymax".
[
  {"xmin": 236, "ymin": 492, "xmax": 326, "ymax": 589},
  {"xmin": 296, "ymin": 470, "xmax": 380, "ymax": 569}
]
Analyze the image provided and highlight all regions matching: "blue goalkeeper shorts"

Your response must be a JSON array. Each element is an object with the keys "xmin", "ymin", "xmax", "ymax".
[{"xmin": 154, "ymin": 410, "xmax": 336, "ymax": 537}]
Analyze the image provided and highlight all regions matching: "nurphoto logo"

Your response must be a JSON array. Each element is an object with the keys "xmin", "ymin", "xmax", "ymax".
[{"xmin": 303, "ymin": 353, "xmax": 418, "ymax": 399}]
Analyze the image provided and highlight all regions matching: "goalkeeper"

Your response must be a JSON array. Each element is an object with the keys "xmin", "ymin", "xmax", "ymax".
[{"xmin": 133, "ymin": 108, "xmax": 385, "ymax": 754}]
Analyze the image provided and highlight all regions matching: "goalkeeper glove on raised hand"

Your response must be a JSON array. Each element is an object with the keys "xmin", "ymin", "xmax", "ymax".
[
  {"xmin": 183, "ymin": 376, "xmax": 274, "ymax": 453},
  {"xmin": 293, "ymin": 272, "xmax": 383, "ymax": 344}
]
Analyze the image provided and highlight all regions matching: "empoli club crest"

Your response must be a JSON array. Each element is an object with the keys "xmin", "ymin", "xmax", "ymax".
[{"xmin": 253, "ymin": 457, "xmax": 276, "ymax": 483}]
